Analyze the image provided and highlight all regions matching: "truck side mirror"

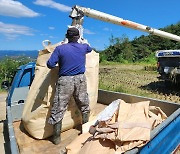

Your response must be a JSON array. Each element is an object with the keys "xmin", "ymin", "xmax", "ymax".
[{"xmin": 1, "ymin": 81, "xmax": 10, "ymax": 90}]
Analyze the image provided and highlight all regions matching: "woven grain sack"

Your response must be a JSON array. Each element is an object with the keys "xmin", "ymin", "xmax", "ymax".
[{"xmin": 22, "ymin": 42, "xmax": 99, "ymax": 139}]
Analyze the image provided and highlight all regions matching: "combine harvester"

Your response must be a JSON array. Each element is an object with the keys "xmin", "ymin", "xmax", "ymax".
[
  {"xmin": 2, "ymin": 5, "xmax": 180, "ymax": 154},
  {"xmin": 156, "ymin": 50, "xmax": 180, "ymax": 85}
]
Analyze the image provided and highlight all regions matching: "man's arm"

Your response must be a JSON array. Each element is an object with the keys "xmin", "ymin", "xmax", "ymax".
[
  {"xmin": 47, "ymin": 47, "xmax": 59, "ymax": 69},
  {"xmin": 86, "ymin": 44, "xmax": 92, "ymax": 53}
]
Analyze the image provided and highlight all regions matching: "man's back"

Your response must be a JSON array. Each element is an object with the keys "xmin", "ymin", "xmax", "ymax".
[{"xmin": 47, "ymin": 42, "xmax": 92, "ymax": 76}]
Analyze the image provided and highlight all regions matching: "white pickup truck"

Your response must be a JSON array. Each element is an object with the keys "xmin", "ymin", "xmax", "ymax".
[{"xmin": 156, "ymin": 50, "xmax": 180, "ymax": 85}]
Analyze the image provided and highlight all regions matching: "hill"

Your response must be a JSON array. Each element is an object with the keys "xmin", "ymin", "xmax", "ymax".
[
  {"xmin": 100, "ymin": 22, "xmax": 180, "ymax": 63},
  {"xmin": 0, "ymin": 50, "xmax": 38, "ymax": 59}
]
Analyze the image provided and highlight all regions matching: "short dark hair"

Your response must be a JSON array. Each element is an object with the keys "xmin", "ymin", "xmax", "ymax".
[{"xmin": 66, "ymin": 27, "xmax": 79, "ymax": 38}]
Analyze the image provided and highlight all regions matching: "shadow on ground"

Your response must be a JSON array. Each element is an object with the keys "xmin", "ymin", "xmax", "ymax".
[{"xmin": 140, "ymin": 80, "xmax": 180, "ymax": 97}]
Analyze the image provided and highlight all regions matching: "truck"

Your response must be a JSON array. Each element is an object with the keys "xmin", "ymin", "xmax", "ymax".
[
  {"xmin": 1, "ymin": 5, "xmax": 180, "ymax": 154},
  {"xmin": 156, "ymin": 50, "xmax": 180, "ymax": 85}
]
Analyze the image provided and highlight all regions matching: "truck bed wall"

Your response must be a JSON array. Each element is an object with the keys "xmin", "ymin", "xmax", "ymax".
[
  {"xmin": 98, "ymin": 89, "xmax": 180, "ymax": 154},
  {"xmin": 98, "ymin": 89, "xmax": 179, "ymax": 116}
]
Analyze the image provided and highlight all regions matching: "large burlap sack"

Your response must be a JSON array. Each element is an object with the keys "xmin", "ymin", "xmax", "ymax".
[
  {"xmin": 22, "ymin": 42, "xmax": 99, "ymax": 139},
  {"xmin": 66, "ymin": 133, "xmax": 115, "ymax": 154},
  {"xmin": 66, "ymin": 100, "xmax": 167, "ymax": 154}
]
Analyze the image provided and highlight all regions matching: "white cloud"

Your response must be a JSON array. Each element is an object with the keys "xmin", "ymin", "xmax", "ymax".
[
  {"xmin": 49, "ymin": 27, "xmax": 55, "ymax": 30},
  {"xmin": 34, "ymin": 0, "xmax": 71, "ymax": 12},
  {"xmin": 103, "ymin": 27, "xmax": 112, "ymax": 31},
  {"xmin": 49, "ymin": 35, "xmax": 57, "ymax": 39},
  {"xmin": 40, "ymin": 33, "xmax": 48, "ymax": 36},
  {"xmin": 84, "ymin": 29, "xmax": 95, "ymax": 35},
  {"xmin": 0, "ymin": 0, "xmax": 40, "ymax": 17},
  {"xmin": 0, "ymin": 22, "xmax": 34, "ymax": 40}
]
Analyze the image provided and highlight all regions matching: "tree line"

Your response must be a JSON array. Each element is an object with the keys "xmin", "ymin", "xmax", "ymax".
[
  {"xmin": 0, "ymin": 57, "xmax": 32, "ymax": 86},
  {"xmin": 99, "ymin": 22, "xmax": 180, "ymax": 63}
]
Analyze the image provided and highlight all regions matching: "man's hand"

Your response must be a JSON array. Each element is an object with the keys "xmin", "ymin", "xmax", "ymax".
[{"xmin": 89, "ymin": 125, "xmax": 96, "ymax": 135}]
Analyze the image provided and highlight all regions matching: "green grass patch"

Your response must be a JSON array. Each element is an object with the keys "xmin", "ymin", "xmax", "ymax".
[
  {"xmin": 99, "ymin": 82, "xmax": 127, "ymax": 93},
  {"xmin": 100, "ymin": 61, "xmax": 121, "ymax": 66}
]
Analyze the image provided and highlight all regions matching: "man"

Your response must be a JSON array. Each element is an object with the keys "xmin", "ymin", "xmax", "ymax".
[{"xmin": 47, "ymin": 27, "xmax": 92, "ymax": 145}]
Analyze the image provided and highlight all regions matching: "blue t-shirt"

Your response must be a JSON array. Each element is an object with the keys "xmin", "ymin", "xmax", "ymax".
[{"xmin": 47, "ymin": 42, "xmax": 92, "ymax": 76}]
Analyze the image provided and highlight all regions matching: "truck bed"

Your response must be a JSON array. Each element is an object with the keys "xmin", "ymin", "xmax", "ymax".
[
  {"xmin": 13, "ymin": 122, "xmax": 80, "ymax": 154},
  {"xmin": 12, "ymin": 103, "xmax": 106, "ymax": 154},
  {"xmin": 7, "ymin": 90, "xmax": 180, "ymax": 154}
]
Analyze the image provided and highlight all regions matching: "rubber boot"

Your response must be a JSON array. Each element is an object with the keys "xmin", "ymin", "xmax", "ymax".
[
  {"xmin": 52, "ymin": 120, "xmax": 62, "ymax": 145},
  {"xmin": 82, "ymin": 112, "xmax": 89, "ymax": 124},
  {"xmin": 76, "ymin": 113, "xmax": 90, "ymax": 134}
]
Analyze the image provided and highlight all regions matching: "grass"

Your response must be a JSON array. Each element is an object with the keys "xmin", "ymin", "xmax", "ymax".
[
  {"xmin": 98, "ymin": 62, "xmax": 179, "ymax": 103},
  {"xmin": 99, "ymin": 62, "xmax": 161, "ymax": 99},
  {"xmin": 99, "ymin": 81, "xmax": 152, "ymax": 98},
  {"xmin": 0, "ymin": 80, "xmax": 6, "ymax": 93},
  {"xmin": 100, "ymin": 61, "xmax": 121, "ymax": 66},
  {"xmin": 0, "ymin": 89, "xmax": 6, "ymax": 94},
  {"xmin": 99, "ymin": 81, "xmax": 127, "ymax": 93}
]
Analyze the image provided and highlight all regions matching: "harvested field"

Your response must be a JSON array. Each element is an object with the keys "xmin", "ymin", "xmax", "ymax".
[{"xmin": 99, "ymin": 64, "xmax": 180, "ymax": 104}]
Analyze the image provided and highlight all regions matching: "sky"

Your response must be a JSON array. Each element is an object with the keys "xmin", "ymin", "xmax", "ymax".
[{"xmin": 0, "ymin": 0, "xmax": 180, "ymax": 51}]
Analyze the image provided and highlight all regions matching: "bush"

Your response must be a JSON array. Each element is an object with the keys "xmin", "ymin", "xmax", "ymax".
[{"xmin": 0, "ymin": 57, "xmax": 32, "ymax": 85}]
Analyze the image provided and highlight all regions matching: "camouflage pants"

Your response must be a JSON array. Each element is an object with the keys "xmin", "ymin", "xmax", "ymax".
[{"xmin": 48, "ymin": 74, "xmax": 90, "ymax": 125}]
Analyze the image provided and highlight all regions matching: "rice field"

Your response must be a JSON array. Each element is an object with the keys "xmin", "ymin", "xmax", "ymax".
[{"xmin": 99, "ymin": 64, "xmax": 180, "ymax": 104}]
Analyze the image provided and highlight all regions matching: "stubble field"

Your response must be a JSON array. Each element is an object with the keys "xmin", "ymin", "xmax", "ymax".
[{"xmin": 99, "ymin": 64, "xmax": 180, "ymax": 104}]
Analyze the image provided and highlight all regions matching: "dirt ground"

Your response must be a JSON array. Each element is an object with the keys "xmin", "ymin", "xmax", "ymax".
[
  {"xmin": 0, "ymin": 92, "xmax": 9, "ymax": 154},
  {"xmin": 99, "ymin": 64, "xmax": 180, "ymax": 104}
]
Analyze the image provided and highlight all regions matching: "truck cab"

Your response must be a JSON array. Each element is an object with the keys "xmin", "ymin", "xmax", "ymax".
[
  {"xmin": 1, "ymin": 62, "xmax": 36, "ymax": 122},
  {"xmin": 4, "ymin": 62, "xmax": 36, "ymax": 106},
  {"xmin": 156, "ymin": 50, "xmax": 180, "ymax": 84}
]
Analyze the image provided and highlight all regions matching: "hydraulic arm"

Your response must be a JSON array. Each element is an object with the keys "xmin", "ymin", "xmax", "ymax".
[{"xmin": 70, "ymin": 5, "xmax": 180, "ymax": 42}]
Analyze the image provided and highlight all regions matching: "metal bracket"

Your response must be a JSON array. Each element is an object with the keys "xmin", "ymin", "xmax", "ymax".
[{"xmin": 69, "ymin": 5, "xmax": 84, "ymax": 26}]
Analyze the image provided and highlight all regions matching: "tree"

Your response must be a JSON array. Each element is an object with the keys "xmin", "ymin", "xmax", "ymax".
[
  {"xmin": 100, "ymin": 22, "xmax": 180, "ymax": 63},
  {"xmin": 0, "ymin": 56, "xmax": 32, "ymax": 82}
]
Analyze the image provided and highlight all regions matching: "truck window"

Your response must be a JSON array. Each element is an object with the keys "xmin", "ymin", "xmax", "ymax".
[{"xmin": 18, "ymin": 68, "xmax": 33, "ymax": 87}]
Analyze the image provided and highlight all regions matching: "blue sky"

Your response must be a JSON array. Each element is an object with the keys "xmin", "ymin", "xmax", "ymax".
[{"xmin": 0, "ymin": 0, "xmax": 180, "ymax": 51}]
